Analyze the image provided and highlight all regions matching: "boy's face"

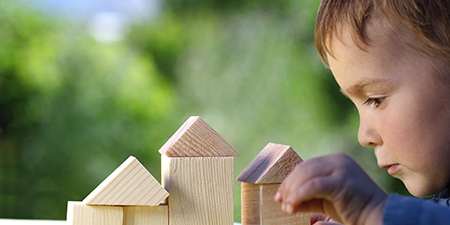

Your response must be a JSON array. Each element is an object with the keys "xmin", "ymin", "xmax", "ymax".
[{"xmin": 327, "ymin": 26, "xmax": 450, "ymax": 197}]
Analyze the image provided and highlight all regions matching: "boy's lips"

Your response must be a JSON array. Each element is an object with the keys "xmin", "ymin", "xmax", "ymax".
[{"xmin": 379, "ymin": 163, "xmax": 400, "ymax": 175}]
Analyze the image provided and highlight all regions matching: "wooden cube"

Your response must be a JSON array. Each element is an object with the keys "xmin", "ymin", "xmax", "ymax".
[{"xmin": 162, "ymin": 156, "xmax": 234, "ymax": 225}]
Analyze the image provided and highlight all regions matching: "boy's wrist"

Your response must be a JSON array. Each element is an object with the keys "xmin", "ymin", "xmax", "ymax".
[{"xmin": 360, "ymin": 194, "xmax": 388, "ymax": 225}]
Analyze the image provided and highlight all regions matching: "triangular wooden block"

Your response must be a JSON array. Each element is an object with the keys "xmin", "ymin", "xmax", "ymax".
[
  {"xmin": 159, "ymin": 116, "xmax": 240, "ymax": 157},
  {"xmin": 83, "ymin": 156, "xmax": 169, "ymax": 206},
  {"xmin": 237, "ymin": 143, "xmax": 303, "ymax": 184}
]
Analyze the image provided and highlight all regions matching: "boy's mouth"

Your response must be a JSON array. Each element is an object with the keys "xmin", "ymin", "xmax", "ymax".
[{"xmin": 379, "ymin": 163, "xmax": 400, "ymax": 175}]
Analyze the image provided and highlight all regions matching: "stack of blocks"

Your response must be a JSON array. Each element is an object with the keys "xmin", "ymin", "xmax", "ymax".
[
  {"xmin": 237, "ymin": 143, "xmax": 310, "ymax": 225},
  {"xmin": 159, "ymin": 116, "xmax": 239, "ymax": 224},
  {"xmin": 67, "ymin": 156, "xmax": 170, "ymax": 225},
  {"xmin": 66, "ymin": 116, "xmax": 309, "ymax": 224},
  {"xmin": 67, "ymin": 116, "xmax": 239, "ymax": 225}
]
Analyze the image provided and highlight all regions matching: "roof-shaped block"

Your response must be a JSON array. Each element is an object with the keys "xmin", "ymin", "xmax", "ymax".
[
  {"xmin": 158, "ymin": 116, "xmax": 240, "ymax": 157},
  {"xmin": 237, "ymin": 143, "xmax": 303, "ymax": 184},
  {"xmin": 83, "ymin": 156, "xmax": 169, "ymax": 206}
]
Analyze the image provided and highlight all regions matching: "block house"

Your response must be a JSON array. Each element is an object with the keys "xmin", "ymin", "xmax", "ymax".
[
  {"xmin": 159, "ymin": 116, "xmax": 240, "ymax": 225},
  {"xmin": 67, "ymin": 116, "xmax": 239, "ymax": 225},
  {"xmin": 237, "ymin": 143, "xmax": 310, "ymax": 225}
]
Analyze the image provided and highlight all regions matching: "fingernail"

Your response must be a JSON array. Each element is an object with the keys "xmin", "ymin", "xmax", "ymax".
[
  {"xmin": 282, "ymin": 203, "xmax": 286, "ymax": 211},
  {"xmin": 274, "ymin": 192, "xmax": 281, "ymax": 201},
  {"xmin": 286, "ymin": 204, "xmax": 294, "ymax": 214}
]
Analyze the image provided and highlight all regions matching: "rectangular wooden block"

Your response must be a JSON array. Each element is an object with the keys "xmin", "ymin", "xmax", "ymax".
[
  {"xmin": 241, "ymin": 183, "xmax": 309, "ymax": 225},
  {"xmin": 260, "ymin": 184, "xmax": 309, "ymax": 225},
  {"xmin": 123, "ymin": 205, "xmax": 168, "ymax": 225},
  {"xmin": 162, "ymin": 156, "xmax": 234, "ymax": 225},
  {"xmin": 241, "ymin": 182, "xmax": 261, "ymax": 225},
  {"xmin": 66, "ymin": 201, "xmax": 123, "ymax": 225}
]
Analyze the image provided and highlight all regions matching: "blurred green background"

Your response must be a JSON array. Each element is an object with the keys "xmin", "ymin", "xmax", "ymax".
[{"xmin": 0, "ymin": 0, "xmax": 407, "ymax": 221}]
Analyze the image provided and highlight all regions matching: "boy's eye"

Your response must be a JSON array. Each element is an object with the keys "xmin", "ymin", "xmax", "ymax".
[{"xmin": 363, "ymin": 97, "xmax": 385, "ymax": 108}]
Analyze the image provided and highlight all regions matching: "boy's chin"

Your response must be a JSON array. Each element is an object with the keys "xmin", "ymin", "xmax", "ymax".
[{"xmin": 403, "ymin": 180, "xmax": 445, "ymax": 198}]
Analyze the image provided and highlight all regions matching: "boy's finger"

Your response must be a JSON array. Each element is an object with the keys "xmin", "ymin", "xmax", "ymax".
[
  {"xmin": 276, "ymin": 155, "xmax": 338, "ymax": 204},
  {"xmin": 274, "ymin": 189, "xmax": 283, "ymax": 202},
  {"xmin": 312, "ymin": 222, "xmax": 342, "ymax": 225},
  {"xmin": 284, "ymin": 175, "xmax": 337, "ymax": 207}
]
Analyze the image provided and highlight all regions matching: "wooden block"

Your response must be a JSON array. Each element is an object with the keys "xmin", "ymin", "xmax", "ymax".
[
  {"xmin": 162, "ymin": 155, "xmax": 234, "ymax": 225},
  {"xmin": 83, "ymin": 156, "xmax": 169, "ymax": 206},
  {"xmin": 158, "ymin": 116, "xmax": 240, "ymax": 157},
  {"xmin": 240, "ymin": 184, "xmax": 309, "ymax": 225},
  {"xmin": 66, "ymin": 201, "xmax": 123, "ymax": 225},
  {"xmin": 123, "ymin": 205, "xmax": 168, "ymax": 225},
  {"xmin": 260, "ymin": 184, "xmax": 309, "ymax": 225},
  {"xmin": 237, "ymin": 143, "xmax": 303, "ymax": 184},
  {"xmin": 241, "ymin": 182, "xmax": 261, "ymax": 225},
  {"xmin": 239, "ymin": 143, "xmax": 308, "ymax": 225}
]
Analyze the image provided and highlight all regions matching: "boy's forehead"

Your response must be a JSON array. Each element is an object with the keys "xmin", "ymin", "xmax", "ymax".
[
  {"xmin": 327, "ymin": 17, "xmax": 399, "ymax": 62},
  {"xmin": 326, "ymin": 26, "xmax": 365, "ymax": 62},
  {"xmin": 326, "ymin": 23, "xmax": 410, "ymax": 92}
]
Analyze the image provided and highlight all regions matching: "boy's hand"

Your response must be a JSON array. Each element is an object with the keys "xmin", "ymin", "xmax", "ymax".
[
  {"xmin": 275, "ymin": 153, "xmax": 388, "ymax": 225},
  {"xmin": 311, "ymin": 213, "xmax": 342, "ymax": 225}
]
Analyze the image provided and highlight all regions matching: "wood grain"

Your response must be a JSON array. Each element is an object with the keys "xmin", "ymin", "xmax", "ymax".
[
  {"xmin": 83, "ymin": 156, "xmax": 169, "ymax": 206},
  {"xmin": 239, "ymin": 143, "xmax": 308, "ymax": 224},
  {"xmin": 66, "ymin": 201, "xmax": 123, "ymax": 225},
  {"xmin": 240, "ymin": 184, "xmax": 309, "ymax": 225},
  {"xmin": 237, "ymin": 143, "xmax": 303, "ymax": 184},
  {"xmin": 123, "ymin": 205, "xmax": 168, "ymax": 225},
  {"xmin": 158, "ymin": 116, "xmax": 240, "ymax": 157},
  {"xmin": 260, "ymin": 184, "xmax": 309, "ymax": 225},
  {"xmin": 162, "ymin": 156, "xmax": 234, "ymax": 225},
  {"xmin": 241, "ymin": 183, "xmax": 261, "ymax": 225}
]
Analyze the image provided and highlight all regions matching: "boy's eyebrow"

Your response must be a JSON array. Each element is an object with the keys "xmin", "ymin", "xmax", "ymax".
[{"xmin": 341, "ymin": 78, "xmax": 392, "ymax": 97}]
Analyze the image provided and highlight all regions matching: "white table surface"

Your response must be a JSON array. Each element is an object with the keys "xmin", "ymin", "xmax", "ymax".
[
  {"xmin": 0, "ymin": 219, "xmax": 241, "ymax": 224},
  {"xmin": 0, "ymin": 219, "xmax": 65, "ymax": 224}
]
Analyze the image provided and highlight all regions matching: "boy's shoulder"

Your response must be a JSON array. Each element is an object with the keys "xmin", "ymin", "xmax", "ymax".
[{"xmin": 432, "ymin": 188, "xmax": 450, "ymax": 207}]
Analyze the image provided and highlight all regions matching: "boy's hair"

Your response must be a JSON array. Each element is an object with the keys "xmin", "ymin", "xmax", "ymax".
[{"xmin": 315, "ymin": 0, "xmax": 450, "ymax": 70}]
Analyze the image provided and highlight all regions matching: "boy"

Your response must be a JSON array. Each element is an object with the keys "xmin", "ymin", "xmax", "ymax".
[{"xmin": 275, "ymin": 0, "xmax": 450, "ymax": 224}]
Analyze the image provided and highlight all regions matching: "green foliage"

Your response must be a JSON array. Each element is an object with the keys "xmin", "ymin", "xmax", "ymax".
[
  {"xmin": 0, "ymin": 1, "xmax": 175, "ymax": 219},
  {"xmin": 174, "ymin": 1, "xmax": 281, "ymax": 12},
  {"xmin": 127, "ymin": 13, "xmax": 187, "ymax": 82}
]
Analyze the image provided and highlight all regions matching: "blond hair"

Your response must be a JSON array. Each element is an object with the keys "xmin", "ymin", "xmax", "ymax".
[{"xmin": 315, "ymin": 0, "xmax": 450, "ymax": 70}]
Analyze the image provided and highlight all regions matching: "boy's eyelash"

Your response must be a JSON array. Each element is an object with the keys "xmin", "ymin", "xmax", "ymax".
[{"xmin": 363, "ymin": 97, "xmax": 385, "ymax": 107}]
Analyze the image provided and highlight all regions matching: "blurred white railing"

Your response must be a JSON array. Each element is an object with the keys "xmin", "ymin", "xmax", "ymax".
[{"xmin": 0, "ymin": 219, "xmax": 242, "ymax": 225}]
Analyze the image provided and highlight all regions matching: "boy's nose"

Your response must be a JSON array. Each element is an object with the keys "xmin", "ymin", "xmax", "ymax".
[{"xmin": 357, "ymin": 118, "xmax": 382, "ymax": 147}]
